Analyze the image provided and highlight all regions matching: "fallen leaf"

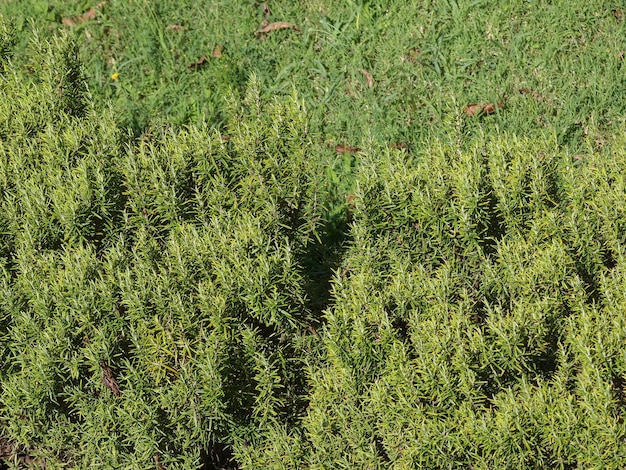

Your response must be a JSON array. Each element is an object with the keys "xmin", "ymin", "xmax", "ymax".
[
  {"xmin": 618, "ymin": 51, "xmax": 625, "ymax": 61},
  {"xmin": 307, "ymin": 324, "xmax": 320, "ymax": 339},
  {"xmin": 464, "ymin": 104, "xmax": 482, "ymax": 117},
  {"xmin": 335, "ymin": 144, "xmax": 361, "ymax": 154},
  {"xmin": 262, "ymin": 2, "xmax": 271, "ymax": 16},
  {"xmin": 464, "ymin": 102, "xmax": 503, "ymax": 117},
  {"xmin": 167, "ymin": 24, "xmax": 185, "ymax": 31},
  {"xmin": 255, "ymin": 21, "xmax": 300, "ymax": 37},
  {"xmin": 358, "ymin": 68, "xmax": 374, "ymax": 88},
  {"xmin": 613, "ymin": 9, "xmax": 623, "ymax": 22},
  {"xmin": 390, "ymin": 142, "xmax": 408, "ymax": 149},
  {"xmin": 188, "ymin": 55, "xmax": 208, "ymax": 69},
  {"xmin": 62, "ymin": 1, "xmax": 106, "ymax": 27},
  {"xmin": 481, "ymin": 103, "xmax": 501, "ymax": 114},
  {"xmin": 212, "ymin": 44, "xmax": 224, "ymax": 58},
  {"xmin": 101, "ymin": 362, "xmax": 121, "ymax": 397}
]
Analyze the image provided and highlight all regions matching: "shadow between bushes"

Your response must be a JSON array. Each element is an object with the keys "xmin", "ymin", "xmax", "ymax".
[{"xmin": 300, "ymin": 213, "xmax": 352, "ymax": 328}]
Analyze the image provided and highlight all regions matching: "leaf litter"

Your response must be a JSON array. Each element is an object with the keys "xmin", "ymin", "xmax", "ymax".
[
  {"xmin": 212, "ymin": 44, "xmax": 224, "ymax": 58},
  {"xmin": 62, "ymin": 1, "xmax": 106, "ymax": 27},
  {"xmin": 101, "ymin": 361, "xmax": 121, "ymax": 397},
  {"xmin": 255, "ymin": 21, "xmax": 300, "ymax": 37},
  {"xmin": 464, "ymin": 102, "xmax": 503, "ymax": 117},
  {"xmin": 334, "ymin": 143, "xmax": 361, "ymax": 154}
]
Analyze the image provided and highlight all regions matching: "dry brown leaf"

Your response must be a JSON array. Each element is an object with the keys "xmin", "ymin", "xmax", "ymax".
[
  {"xmin": 212, "ymin": 44, "xmax": 224, "ymax": 58},
  {"xmin": 62, "ymin": 1, "xmax": 106, "ymax": 27},
  {"xmin": 189, "ymin": 55, "xmax": 208, "ymax": 69},
  {"xmin": 464, "ymin": 102, "xmax": 502, "ymax": 117},
  {"xmin": 464, "ymin": 104, "xmax": 482, "ymax": 117},
  {"xmin": 101, "ymin": 362, "xmax": 121, "ymax": 397},
  {"xmin": 481, "ymin": 103, "xmax": 501, "ymax": 114},
  {"xmin": 167, "ymin": 24, "xmax": 185, "ymax": 31},
  {"xmin": 262, "ymin": 2, "xmax": 271, "ymax": 16},
  {"xmin": 618, "ymin": 51, "xmax": 625, "ymax": 61},
  {"xmin": 358, "ymin": 68, "xmax": 374, "ymax": 88},
  {"xmin": 307, "ymin": 324, "xmax": 320, "ymax": 339},
  {"xmin": 255, "ymin": 21, "xmax": 300, "ymax": 37},
  {"xmin": 390, "ymin": 142, "xmax": 408, "ymax": 149},
  {"xmin": 335, "ymin": 144, "xmax": 361, "ymax": 154}
]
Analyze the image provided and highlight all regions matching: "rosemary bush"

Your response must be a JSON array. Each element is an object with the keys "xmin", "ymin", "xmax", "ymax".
[
  {"xmin": 0, "ymin": 29, "xmax": 321, "ymax": 468},
  {"xmin": 238, "ymin": 135, "xmax": 626, "ymax": 468}
]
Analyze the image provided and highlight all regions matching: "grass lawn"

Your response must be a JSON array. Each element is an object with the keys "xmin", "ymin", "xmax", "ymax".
[{"xmin": 4, "ymin": 0, "xmax": 626, "ymax": 147}]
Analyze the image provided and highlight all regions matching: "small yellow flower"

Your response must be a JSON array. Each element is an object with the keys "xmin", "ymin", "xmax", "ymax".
[{"xmin": 111, "ymin": 72, "xmax": 119, "ymax": 81}]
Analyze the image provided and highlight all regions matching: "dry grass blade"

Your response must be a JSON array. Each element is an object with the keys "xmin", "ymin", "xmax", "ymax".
[
  {"xmin": 255, "ymin": 21, "xmax": 300, "ymax": 37},
  {"xmin": 358, "ymin": 68, "xmax": 374, "ymax": 88},
  {"xmin": 62, "ymin": 1, "xmax": 106, "ymax": 27},
  {"xmin": 154, "ymin": 454, "xmax": 166, "ymax": 470}
]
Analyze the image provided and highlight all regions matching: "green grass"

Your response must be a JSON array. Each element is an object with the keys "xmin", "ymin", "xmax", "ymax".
[
  {"xmin": 3, "ymin": 0, "xmax": 626, "ymax": 468},
  {"xmin": 4, "ymin": 0, "xmax": 626, "ymax": 145}
]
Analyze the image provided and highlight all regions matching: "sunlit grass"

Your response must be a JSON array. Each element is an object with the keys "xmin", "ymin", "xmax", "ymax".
[{"xmin": 3, "ymin": 0, "xmax": 625, "ymax": 148}]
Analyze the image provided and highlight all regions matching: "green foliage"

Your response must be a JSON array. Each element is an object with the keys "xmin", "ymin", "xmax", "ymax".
[
  {"xmin": 0, "ymin": 17, "xmax": 15, "ymax": 70},
  {"xmin": 0, "ymin": 32, "xmax": 322, "ymax": 468},
  {"xmin": 238, "ymin": 134, "xmax": 626, "ymax": 468},
  {"xmin": 2, "ymin": 3, "xmax": 626, "ymax": 469}
]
